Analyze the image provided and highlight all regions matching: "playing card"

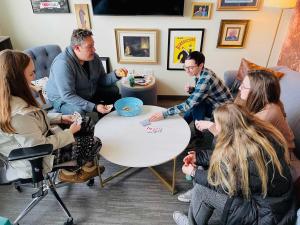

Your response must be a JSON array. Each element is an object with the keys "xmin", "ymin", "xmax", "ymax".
[
  {"xmin": 145, "ymin": 126, "xmax": 162, "ymax": 133},
  {"xmin": 73, "ymin": 111, "xmax": 82, "ymax": 125},
  {"xmin": 140, "ymin": 119, "xmax": 151, "ymax": 126}
]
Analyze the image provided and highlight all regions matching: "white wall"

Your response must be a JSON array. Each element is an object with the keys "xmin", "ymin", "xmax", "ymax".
[{"xmin": 0, "ymin": 0, "xmax": 293, "ymax": 95}]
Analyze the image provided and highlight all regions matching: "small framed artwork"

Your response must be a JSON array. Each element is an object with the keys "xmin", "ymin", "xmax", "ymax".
[
  {"xmin": 191, "ymin": 2, "xmax": 213, "ymax": 19},
  {"xmin": 74, "ymin": 4, "xmax": 91, "ymax": 30},
  {"xmin": 115, "ymin": 29, "xmax": 159, "ymax": 64},
  {"xmin": 100, "ymin": 57, "xmax": 110, "ymax": 73},
  {"xmin": 217, "ymin": 20, "xmax": 249, "ymax": 48},
  {"xmin": 217, "ymin": 0, "xmax": 261, "ymax": 11},
  {"xmin": 30, "ymin": 0, "xmax": 70, "ymax": 13},
  {"xmin": 167, "ymin": 28, "xmax": 205, "ymax": 70}
]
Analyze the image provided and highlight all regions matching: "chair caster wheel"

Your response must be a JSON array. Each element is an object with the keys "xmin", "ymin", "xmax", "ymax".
[
  {"xmin": 87, "ymin": 178, "xmax": 94, "ymax": 186},
  {"xmin": 64, "ymin": 217, "xmax": 73, "ymax": 225}
]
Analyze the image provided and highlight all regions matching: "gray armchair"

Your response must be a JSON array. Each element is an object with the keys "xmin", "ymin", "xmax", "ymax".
[
  {"xmin": 24, "ymin": 44, "xmax": 61, "ymax": 79},
  {"xmin": 24, "ymin": 45, "xmax": 61, "ymax": 106}
]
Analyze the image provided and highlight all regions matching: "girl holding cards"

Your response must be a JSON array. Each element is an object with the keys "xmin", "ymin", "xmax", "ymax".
[
  {"xmin": 0, "ymin": 50, "xmax": 102, "ymax": 183},
  {"xmin": 174, "ymin": 103, "xmax": 295, "ymax": 225}
]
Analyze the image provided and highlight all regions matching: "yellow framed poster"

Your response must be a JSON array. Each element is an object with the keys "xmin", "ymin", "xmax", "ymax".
[{"xmin": 167, "ymin": 28, "xmax": 205, "ymax": 70}]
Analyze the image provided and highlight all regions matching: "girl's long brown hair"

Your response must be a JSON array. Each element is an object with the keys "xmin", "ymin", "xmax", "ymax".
[
  {"xmin": 208, "ymin": 103, "xmax": 289, "ymax": 199},
  {"xmin": 0, "ymin": 50, "xmax": 39, "ymax": 133},
  {"xmin": 245, "ymin": 69, "xmax": 282, "ymax": 113}
]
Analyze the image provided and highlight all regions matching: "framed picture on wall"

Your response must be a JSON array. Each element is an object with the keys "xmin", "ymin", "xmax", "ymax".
[
  {"xmin": 30, "ymin": 0, "xmax": 70, "ymax": 13},
  {"xmin": 217, "ymin": 0, "xmax": 261, "ymax": 11},
  {"xmin": 115, "ymin": 29, "xmax": 159, "ymax": 64},
  {"xmin": 100, "ymin": 57, "xmax": 110, "ymax": 73},
  {"xmin": 191, "ymin": 2, "xmax": 213, "ymax": 19},
  {"xmin": 217, "ymin": 20, "xmax": 249, "ymax": 48},
  {"xmin": 167, "ymin": 28, "xmax": 205, "ymax": 70},
  {"xmin": 74, "ymin": 4, "xmax": 91, "ymax": 30}
]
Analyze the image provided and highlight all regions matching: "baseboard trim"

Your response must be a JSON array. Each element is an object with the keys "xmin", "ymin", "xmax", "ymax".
[{"xmin": 157, "ymin": 95, "xmax": 187, "ymax": 101}]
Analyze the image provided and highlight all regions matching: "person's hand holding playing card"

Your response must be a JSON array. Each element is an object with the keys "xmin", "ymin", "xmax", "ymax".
[
  {"xmin": 183, "ymin": 151, "xmax": 196, "ymax": 167},
  {"xmin": 69, "ymin": 122, "xmax": 81, "ymax": 134},
  {"xmin": 96, "ymin": 104, "xmax": 113, "ymax": 114},
  {"xmin": 149, "ymin": 112, "xmax": 164, "ymax": 122},
  {"xmin": 61, "ymin": 115, "xmax": 75, "ymax": 124}
]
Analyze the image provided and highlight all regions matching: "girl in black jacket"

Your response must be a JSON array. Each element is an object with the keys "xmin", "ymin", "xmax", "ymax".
[{"xmin": 174, "ymin": 103, "xmax": 295, "ymax": 225}]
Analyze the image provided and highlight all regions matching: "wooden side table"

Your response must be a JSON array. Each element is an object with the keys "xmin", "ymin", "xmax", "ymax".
[
  {"xmin": 120, "ymin": 75, "xmax": 157, "ymax": 105},
  {"xmin": 0, "ymin": 36, "xmax": 13, "ymax": 51}
]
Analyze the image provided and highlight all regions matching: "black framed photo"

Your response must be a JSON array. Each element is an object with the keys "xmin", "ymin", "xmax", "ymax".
[
  {"xmin": 167, "ymin": 28, "xmax": 205, "ymax": 70},
  {"xmin": 30, "ymin": 0, "xmax": 70, "ymax": 13},
  {"xmin": 100, "ymin": 57, "xmax": 110, "ymax": 73}
]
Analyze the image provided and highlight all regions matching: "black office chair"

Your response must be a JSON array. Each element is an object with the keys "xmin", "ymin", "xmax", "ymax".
[{"xmin": 0, "ymin": 144, "xmax": 73, "ymax": 225}]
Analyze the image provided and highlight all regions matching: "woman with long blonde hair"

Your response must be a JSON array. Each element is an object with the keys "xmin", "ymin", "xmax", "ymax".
[{"xmin": 173, "ymin": 103, "xmax": 295, "ymax": 225}]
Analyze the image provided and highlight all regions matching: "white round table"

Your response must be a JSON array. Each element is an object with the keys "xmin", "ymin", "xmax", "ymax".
[
  {"xmin": 94, "ymin": 105, "xmax": 190, "ymax": 167},
  {"xmin": 94, "ymin": 105, "xmax": 191, "ymax": 193}
]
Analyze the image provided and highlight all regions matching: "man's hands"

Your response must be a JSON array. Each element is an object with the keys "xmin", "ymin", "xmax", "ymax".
[
  {"xmin": 115, "ymin": 68, "xmax": 128, "ymax": 78},
  {"xmin": 149, "ymin": 112, "xmax": 164, "ymax": 122},
  {"xmin": 96, "ymin": 104, "xmax": 113, "ymax": 114}
]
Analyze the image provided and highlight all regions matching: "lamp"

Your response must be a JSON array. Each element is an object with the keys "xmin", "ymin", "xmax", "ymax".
[{"xmin": 264, "ymin": 0, "xmax": 296, "ymax": 67}]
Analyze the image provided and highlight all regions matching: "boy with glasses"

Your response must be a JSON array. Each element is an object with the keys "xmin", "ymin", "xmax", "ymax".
[{"xmin": 149, "ymin": 51, "xmax": 232, "ymax": 125}]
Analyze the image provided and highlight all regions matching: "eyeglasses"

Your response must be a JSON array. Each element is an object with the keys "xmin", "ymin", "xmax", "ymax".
[
  {"xmin": 183, "ymin": 65, "xmax": 197, "ymax": 71},
  {"xmin": 240, "ymin": 83, "xmax": 250, "ymax": 90}
]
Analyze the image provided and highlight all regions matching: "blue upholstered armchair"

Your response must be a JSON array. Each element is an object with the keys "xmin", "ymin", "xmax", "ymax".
[
  {"xmin": 24, "ymin": 45, "xmax": 61, "ymax": 106},
  {"xmin": 24, "ymin": 44, "xmax": 61, "ymax": 79}
]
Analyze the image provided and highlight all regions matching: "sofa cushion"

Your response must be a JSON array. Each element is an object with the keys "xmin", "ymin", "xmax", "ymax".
[
  {"xmin": 236, "ymin": 58, "xmax": 284, "ymax": 81},
  {"xmin": 273, "ymin": 66, "xmax": 300, "ymax": 157}
]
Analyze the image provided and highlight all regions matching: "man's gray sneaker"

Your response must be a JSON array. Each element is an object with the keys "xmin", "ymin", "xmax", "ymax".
[
  {"xmin": 177, "ymin": 188, "xmax": 193, "ymax": 203},
  {"xmin": 173, "ymin": 211, "xmax": 189, "ymax": 225}
]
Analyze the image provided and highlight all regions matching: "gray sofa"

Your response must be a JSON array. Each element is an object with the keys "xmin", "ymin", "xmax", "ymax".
[{"xmin": 224, "ymin": 66, "xmax": 300, "ymax": 158}]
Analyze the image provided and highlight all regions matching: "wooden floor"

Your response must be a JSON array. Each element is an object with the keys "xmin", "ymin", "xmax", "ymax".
[{"xmin": 0, "ymin": 97, "xmax": 195, "ymax": 225}]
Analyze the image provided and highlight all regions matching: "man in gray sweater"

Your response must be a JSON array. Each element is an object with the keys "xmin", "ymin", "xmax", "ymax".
[{"xmin": 46, "ymin": 29, "xmax": 127, "ymax": 115}]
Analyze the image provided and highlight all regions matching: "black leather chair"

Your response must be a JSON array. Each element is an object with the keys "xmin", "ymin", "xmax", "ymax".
[{"xmin": 0, "ymin": 144, "xmax": 73, "ymax": 225}]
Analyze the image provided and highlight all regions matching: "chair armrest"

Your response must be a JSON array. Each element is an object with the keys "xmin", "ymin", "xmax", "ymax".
[
  {"xmin": 8, "ymin": 144, "xmax": 53, "ymax": 162},
  {"xmin": 224, "ymin": 70, "xmax": 238, "ymax": 89}
]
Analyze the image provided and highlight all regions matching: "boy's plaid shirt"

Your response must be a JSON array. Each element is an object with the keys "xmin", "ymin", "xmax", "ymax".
[{"xmin": 163, "ymin": 67, "xmax": 233, "ymax": 117}]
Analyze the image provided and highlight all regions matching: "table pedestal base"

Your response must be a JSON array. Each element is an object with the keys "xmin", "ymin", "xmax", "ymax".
[
  {"xmin": 96, "ymin": 157, "xmax": 178, "ymax": 195},
  {"xmin": 149, "ymin": 158, "xmax": 177, "ymax": 195}
]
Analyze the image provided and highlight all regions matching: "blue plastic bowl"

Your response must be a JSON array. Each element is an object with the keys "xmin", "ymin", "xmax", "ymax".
[{"xmin": 114, "ymin": 97, "xmax": 143, "ymax": 117}]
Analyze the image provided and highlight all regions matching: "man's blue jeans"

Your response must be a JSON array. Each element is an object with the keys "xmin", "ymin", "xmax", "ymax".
[
  {"xmin": 50, "ymin": 100, "xmax": 85, "ymax": 115},
  {"xmin": 49, "ymin": 85, "xmax": 121, "ymax": 115},
  {"xmin": 183, "ymin": 102, "xmax": 213, "ymax": 124}
]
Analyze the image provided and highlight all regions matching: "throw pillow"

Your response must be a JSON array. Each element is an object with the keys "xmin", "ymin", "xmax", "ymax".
[{"xmin": 236, "ymin": 58, "xmax": 284, "ymax": 81}]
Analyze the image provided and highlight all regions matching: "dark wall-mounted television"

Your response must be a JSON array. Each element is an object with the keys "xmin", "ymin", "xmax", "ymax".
[{"xmin": 91, "ymin": 0, "xmax": 185, "ymax": 16}]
